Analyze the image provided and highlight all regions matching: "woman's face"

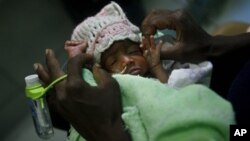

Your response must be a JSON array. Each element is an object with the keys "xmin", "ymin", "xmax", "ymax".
[{"xmin": 101, "ymin": 39, "xmax": 148, "ymax": 75}]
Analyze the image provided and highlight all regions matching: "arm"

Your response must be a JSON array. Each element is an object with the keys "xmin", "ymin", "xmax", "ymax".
[
  {"xmin": 141, "ymin": 9, "xmax": 250, "ymax": 63},
  {"xmin": 141, "ymin": 35, "xmax": 169, "ymax": 83},
  {"xmin": 210, "ymin": 33, "xmax": 250, "ymax": 58},
  {"xmin": 35, "ymin": 49, "xmax": 131, "ymax": 141}
]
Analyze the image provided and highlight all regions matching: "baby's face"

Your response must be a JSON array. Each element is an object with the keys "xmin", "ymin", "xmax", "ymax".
[{"xmin": 101, "ymin": 39, "xmax": 148, "ymax": 75}]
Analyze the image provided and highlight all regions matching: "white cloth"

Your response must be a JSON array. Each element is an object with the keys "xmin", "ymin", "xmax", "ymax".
[{"xmin": 166, "ymin": 61, "xmax": 213, "ymax": 89}]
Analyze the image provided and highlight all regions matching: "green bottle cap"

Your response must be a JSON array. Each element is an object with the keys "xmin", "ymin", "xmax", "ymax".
[
  {"xmin": 25, "ymin": 74, "xmax": 45, "ymax": 99},
  {"xmin": 24, "ymin": 74, "xmax": 67, "ymax": 100}
]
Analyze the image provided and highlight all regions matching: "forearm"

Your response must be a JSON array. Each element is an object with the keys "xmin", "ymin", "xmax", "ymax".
[
  {"xmin": 151, "ymin": 64, "xmax": 169, "ymax": 83},
  {"xmin": 98, "ymin": 119, "xmax": 131, "ymax": 141},
  {"xmin": 75, "ymin": 118, "xmax": 131, "ymax": 141},
  {"xmin": 210, "ymin": 33, "xmax": 250, "ymax": 58}
]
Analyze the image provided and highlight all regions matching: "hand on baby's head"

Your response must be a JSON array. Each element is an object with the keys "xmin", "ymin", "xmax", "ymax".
[{"xmin": 64, "ymin": 40, "xmax": 89, "ymax": 58}]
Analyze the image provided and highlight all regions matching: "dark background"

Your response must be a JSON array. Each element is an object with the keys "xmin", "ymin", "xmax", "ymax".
[{"xmin": 1, "ymin": 0, "xmax": 250, "ymax": 140}]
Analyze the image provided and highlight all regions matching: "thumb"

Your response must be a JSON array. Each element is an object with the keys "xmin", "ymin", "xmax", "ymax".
[
  {"xmin": 92, "ymin": 64, "xmax": 117, "ymax": 88},
  {"xmin": 160, "ymin": 43, "xmax": 180, "ymax": 60}
]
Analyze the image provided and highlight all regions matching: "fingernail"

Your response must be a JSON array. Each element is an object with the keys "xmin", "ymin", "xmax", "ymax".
[{"xmin": 33, "ymin": 63, "xmax": 38, "ymax": 71}]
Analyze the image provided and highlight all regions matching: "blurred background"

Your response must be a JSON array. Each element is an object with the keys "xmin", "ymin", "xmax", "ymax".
[{"xmin": 0, "ymin": 0, "xmax": 250, "ymax": 140}]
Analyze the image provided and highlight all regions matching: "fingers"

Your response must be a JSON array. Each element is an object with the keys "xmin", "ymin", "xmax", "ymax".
[
  {"xmin": 45, "ymin": 49, "xmax": 66, "ymax": 100},
  {"xmin": 141, "ymin": 36, "xmax": 150, "ymax": 58},
  {"xmin": 65, "ymin": 40, "xmax": 88, "ymax": 58},
  {"xmin": 67, "ymin": 53, "xmax": 94, "ymax": 85},
  {"xmin": 65, "ymin": 40, "xmax": 87, "ymax": 50},
  {"xmin": 140, "ymin": 35, "xmax": 156, "ymax": 51},
  {"xmin": 156, "ymin": 40, "xmax": 163, "ymax": 52},
  {"xmin": 34, "ymin": 63, "xmax": 50, "ymax": 85},
  {"xmin": 149, "ymin": 35, "xmax": 156, "ymax": 50},
  {"xmin": 141, "ymin": 9, "xmax": 182, "ymax": 36},
  {"xmin": 141, "ymin": 10, "xmax": 157, "ymax": 36},
  {"xmin": 78, "ymin": 41, "xmax": 88, "ymax": 53},
  {"xmin": 141, "ymin": 10, "xmax": 168, "ymax": 37},
  {"xmin": 140, "ymin": 36, "xmax": 148, "ymax": 51},
  {"xmin": 143, "ymin": 49, "xmax": 149, "ymax": 57},
  {"xmin": 45, "ymin": 49, "xmax": 65, "ymax": 79},
  {"xmin": 65, "ymin": 40, "xmax": 84, "ymax": 46},
  {"xmin": 92, "ymin": 64, "xmax": 118, "ymax": 89},
  {"xmin": 160, "ymin": 44, "xmax": 180, "ymax": 60}
]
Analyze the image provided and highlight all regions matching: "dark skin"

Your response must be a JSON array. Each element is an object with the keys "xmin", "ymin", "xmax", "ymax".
[
  {"xmin": 49, "ymin": 37, "xmax": 167, "ymax": 134},
  {"xmin": 34, "ymin": 49, "xmax": 131, "ymax": 141},
  {"xmin": 64, "ymin": 40, "xmax": 87, "ymax": 58},
  {"xmin": 35, "ymin": 9, "xmax": 250, "ymax": 141},
  {"xmin": 141, "ymin": 9, "xmax": 250, "ymax": 99},
  {"xmin": 101, "ymin": 39, "xmax": 168, "ymax": 83},
  {"xmin": 101, "ymin": 39, "xmax": 148, "ymax": 75},
  {"xmin": 141, "ymin": 9, "xmax": 250, "ymax": 63},
  {"xmin": 65, "ymin": 39, "xmax": 168, "ymax": 83},
  {"xmin": 140, "ymin": 35, "xmax": 168, "ymax": 83}
]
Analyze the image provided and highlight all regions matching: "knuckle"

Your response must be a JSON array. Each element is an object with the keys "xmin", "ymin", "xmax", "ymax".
[
  {"xmin": 66, "ymin": 79, "xmax": 83, "ymax": 92},
  {"xmin": 174, "ymin": 9, "xmax": 187, "ymax": 21}
]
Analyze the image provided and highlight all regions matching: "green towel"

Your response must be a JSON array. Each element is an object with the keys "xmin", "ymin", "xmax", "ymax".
[{"xmin": 68, "ymin": 69, "xmax": 235, "ymax": 141}]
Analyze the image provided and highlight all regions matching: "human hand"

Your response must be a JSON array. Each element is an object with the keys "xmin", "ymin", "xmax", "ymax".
[
  {"xmin": 64, "ymin": 40, "xmax": 90, "ymax": 58},
  {"xmin": 35, "ymin": 49, "xmax": 130, "ymax": 141},
  {"xmin": 65, "ymin": 40, "xmax": 94, "ymax": 69},
  {"xmin": 141, "ymin": 35, "xmax": 163, "ymax": 73},
  {"xmin": 141, "ymin": 9, "xmax": 212, "ymax": 63}
]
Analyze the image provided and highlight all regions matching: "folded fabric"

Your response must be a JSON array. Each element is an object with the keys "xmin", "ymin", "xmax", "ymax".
[
  {"xmin": 68, "ymin": 69, "xmax": 235, "ymax": 141},
  {"xmin": 167, "ymin": 61, "xmax": 213, "ymax": 88}
]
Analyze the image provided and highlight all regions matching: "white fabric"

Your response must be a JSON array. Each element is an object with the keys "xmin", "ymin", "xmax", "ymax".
[
  {"xmin": 71, "ymin": 1, "xmax": 140, "ymax": 63},
  {"xmin": 167, "ymin": 61, "xmax": 213, "ymax": 89}
]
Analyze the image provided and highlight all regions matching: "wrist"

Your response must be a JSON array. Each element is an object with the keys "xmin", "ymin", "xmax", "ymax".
[
  {"xmin": 92, "ymin": 118, "xmax": 131, "ymax": 141},
  {"xmin": 150, "ymin": 63, "xmax": 169, "ymax": 83},
  {"xmin": 209, "ymin": 35, "xmax": 226, "ymax": 58},
  {"xmin": 209, "ymin": 33, "xmax": 250, "ymax": 59},
  {"xmin": 150, "ymin": 63, "xmax": 162, "ymax": 74}
]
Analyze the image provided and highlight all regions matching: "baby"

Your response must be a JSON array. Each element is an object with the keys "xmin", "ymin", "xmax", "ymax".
[
  {"xmin": 64, "ymin": 2, "xmax": 169, "ymax": 83},
  {"xmin": 64, "ymin": 1, "xmax": 212, "ymax": 88}
]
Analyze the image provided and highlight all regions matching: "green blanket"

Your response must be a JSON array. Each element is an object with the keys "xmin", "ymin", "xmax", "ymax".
[{"xmin": 68, "ymin": 69, "xmax": 235, "ymax": 141}]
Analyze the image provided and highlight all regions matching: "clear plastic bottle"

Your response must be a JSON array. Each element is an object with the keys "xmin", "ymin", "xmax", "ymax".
[{"xmin": 25, "ymin": 74, "xmax": 54, "ymax": 139}]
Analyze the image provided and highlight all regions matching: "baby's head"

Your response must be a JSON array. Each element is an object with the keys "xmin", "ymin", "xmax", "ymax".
[
  {"xmin": 70, "ymin": 1, "xmax": 148, "ymax": 75},
  {"xmin": 101, "ymin": 39, "xmax": 148, "ymax": 75}
]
